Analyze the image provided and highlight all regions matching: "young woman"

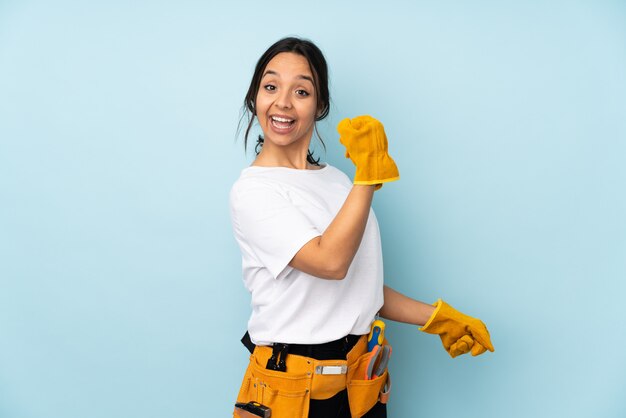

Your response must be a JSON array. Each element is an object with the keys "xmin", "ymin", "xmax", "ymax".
[{"xmin": 230, "ymin": 37, "xmax": 494, "ymax": 418}]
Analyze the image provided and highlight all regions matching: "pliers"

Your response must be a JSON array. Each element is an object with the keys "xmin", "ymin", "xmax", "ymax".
[{"xmin": 365, "ymin": 344, "xmax": 392, "ymax": 380}]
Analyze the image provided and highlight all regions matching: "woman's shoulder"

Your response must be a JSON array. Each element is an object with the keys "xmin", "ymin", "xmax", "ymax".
[
  {"xmin": 230, "ymin": 170, "xmax": 275, "ymax": 198},
  {"xmin": 318, "ymin": 163, "xmax": 353, "ymax": 186},
  {"xmin": 229, "ymin": 166, "xmax": 291, "ymax": 207}
]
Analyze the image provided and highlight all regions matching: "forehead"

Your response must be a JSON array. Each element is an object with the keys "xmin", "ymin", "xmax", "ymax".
[{"xmin": 264, "ymin": 52, "xmax": 313, "ymax": 79}]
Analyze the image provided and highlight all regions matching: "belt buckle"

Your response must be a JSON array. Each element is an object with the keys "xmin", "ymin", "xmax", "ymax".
[{"xmin": 266, "ymin": 343, "xmax": 289, "ymax": 372}]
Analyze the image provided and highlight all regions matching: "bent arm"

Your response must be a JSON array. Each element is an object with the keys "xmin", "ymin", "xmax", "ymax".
[
  {"xmin": 288, "ymin": 185, "xmax": 375, "ymax": 280},
  {"xmin": 379, "ymin": 285, "xmax": 436, "ymax": 326}
]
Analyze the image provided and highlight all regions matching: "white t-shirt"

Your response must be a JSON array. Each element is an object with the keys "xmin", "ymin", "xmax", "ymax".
[{"xmin": 229, "ymin": 163, "xmax": 384, "ymax": 345}]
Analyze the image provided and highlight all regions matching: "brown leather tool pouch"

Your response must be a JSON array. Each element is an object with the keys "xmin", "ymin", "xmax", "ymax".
[
  {"xmin": 345, "ymin": 338, "xmax": 391, "ymax": 418},
  {"xmin": 234, "ymin": 336, "xmax": 391, "ymax": 418},
  {"xmin": 234, "ymin": 350, "xmax": 312, "ymax": 418}
]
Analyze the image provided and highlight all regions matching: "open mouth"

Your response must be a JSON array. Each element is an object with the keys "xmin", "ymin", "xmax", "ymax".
[{"xmin": 270, "ymin": 115, "xmax": 295, "ymax": 130}]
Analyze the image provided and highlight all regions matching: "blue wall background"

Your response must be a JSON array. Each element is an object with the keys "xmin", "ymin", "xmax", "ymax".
[{"xmin": 1, "ymin": 1, "xmax": 625, "ymax": 417}]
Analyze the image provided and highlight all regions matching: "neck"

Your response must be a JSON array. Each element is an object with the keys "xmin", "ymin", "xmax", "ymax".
[{"xmin": 254, "ymin": 138, "xmax": 315, "ymax": 169}]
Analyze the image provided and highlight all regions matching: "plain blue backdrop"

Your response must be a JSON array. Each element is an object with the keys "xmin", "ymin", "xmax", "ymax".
[{"xmin": 1, "ymin": 1, "xmax": 625, "ymax": 417}]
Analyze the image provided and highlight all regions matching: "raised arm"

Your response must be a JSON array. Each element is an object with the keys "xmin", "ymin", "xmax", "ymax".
[
  {"xmin": 289, "ymin": 116, "xmax": 399, "ymax": 280},
  {"xmin": 289, "ymin": 184, "xmax": 375, "ymax": 280}
]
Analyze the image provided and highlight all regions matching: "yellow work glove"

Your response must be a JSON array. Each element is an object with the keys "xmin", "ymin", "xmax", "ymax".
[
  {"xmin": 419, "ymin": 299, "xmax": 495, "ymax": 358},
  {"xmin": 337, "ymin": 115, "xmax": 400, "ymax": 189}
]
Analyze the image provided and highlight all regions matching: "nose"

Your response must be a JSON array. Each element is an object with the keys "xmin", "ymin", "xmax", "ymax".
[{"xmin": 274, "ymin": 89, "xmax": 293, "ymax": 110}]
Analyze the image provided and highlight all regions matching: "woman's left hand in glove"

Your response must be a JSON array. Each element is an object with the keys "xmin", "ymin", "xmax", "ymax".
[{"xmin": 419, "ymin": 299, "xmax": 495, "ymax": 358}]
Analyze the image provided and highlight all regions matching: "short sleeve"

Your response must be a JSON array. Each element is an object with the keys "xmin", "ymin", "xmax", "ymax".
[{"xmin": 230, "ymin": 179, "xmax": 322, "ymax": 279}]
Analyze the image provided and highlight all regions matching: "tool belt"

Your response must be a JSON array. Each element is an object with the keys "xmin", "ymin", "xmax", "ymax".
[{"xmin": 234, "ymin": 335, "xmax": 391, "ymax": 418}]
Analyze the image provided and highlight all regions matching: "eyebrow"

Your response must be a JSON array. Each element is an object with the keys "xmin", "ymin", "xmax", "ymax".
[{"xmin": 262, "ymin": 70, "xmax": 314, "ymax": 84}]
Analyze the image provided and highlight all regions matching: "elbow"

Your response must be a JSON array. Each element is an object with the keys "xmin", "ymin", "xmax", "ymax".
[
  {"xmin": 307, "ymin": 262, "xmax": 347, "ymax": 280},
  {"xmin": 315, "ymin": 239, "xmax": 353, "ymax": 280},
  {"xmin": 293, "ymin": 239, "xmax": 352, "ymax": 280},
  {"xmin": 324, "ymin": 260, "xmax": 350, "ymax": 280},
  {"xmin": 327, "ymin": 269, "xmax": 348, "ymax": 281}
]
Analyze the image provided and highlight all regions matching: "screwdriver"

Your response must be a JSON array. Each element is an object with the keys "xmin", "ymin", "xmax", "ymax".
[{"xmin": 367, "ymin": 319, "xmax": 385, "ymax": 352}]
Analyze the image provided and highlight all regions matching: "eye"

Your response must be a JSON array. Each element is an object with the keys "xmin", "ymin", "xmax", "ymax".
[
  {"xmin": 296, "ymin": 89, "xmax": 310, "ymax": 97},
  {"xmin": 264, "ymin": 84, "xmax": 276, "ymax": 92}
]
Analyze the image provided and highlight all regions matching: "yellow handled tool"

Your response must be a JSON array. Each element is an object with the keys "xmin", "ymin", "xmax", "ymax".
[{"xmin": 367, "ymin": 319, "xmax": 385, "ymax": 352}]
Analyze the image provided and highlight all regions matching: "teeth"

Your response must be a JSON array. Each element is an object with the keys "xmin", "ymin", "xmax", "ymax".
[{"xmin": 272, "ymin": 116, "xmax": 294, "ymax": 123}]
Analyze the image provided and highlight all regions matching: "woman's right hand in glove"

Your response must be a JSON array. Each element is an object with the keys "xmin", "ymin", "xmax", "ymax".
[{"xmin": 337, "ymin": 115, "xmax": 400, "ymax": 190}]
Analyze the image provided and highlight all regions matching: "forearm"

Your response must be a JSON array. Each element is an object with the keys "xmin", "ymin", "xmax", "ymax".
[{"xmin": 379, "ymin": 285, "xmax": 435, "ymax": 326}]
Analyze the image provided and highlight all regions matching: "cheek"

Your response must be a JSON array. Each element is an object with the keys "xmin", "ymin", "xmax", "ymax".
[
  {"xmin": 255, "ymin": 94, "xmax": 269, "ymax": 117},
  {"xmin": 302, "ymin": 103, "xmax": 318, "ymax": 124},
  {"xmin": 255, "ymin": 108, "xmax": 269, "ymax": 127}
]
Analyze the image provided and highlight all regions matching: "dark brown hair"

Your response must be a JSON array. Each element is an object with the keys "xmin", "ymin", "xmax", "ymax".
[{"xmin": 240, "ymin": 37, "xmax": 330, "ymax": 165}]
